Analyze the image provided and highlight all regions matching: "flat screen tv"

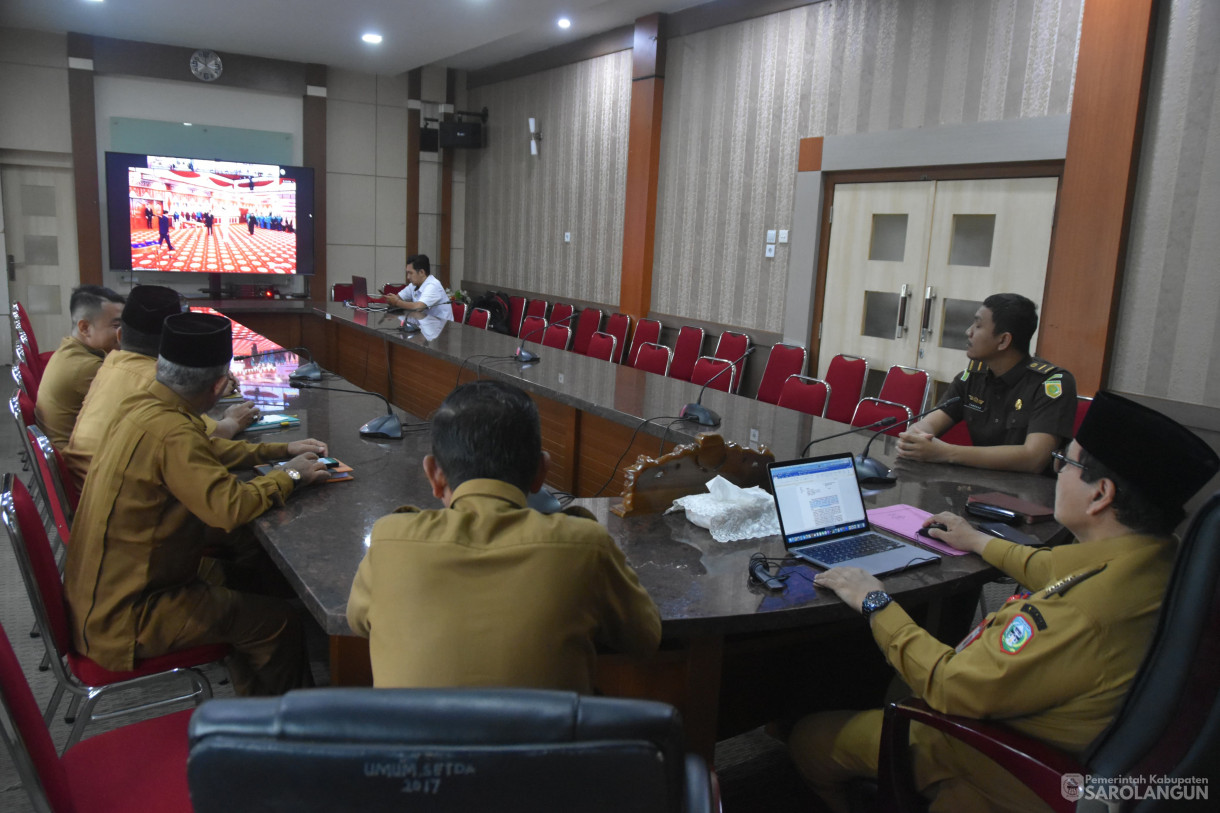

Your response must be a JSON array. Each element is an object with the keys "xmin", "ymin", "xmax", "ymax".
[{"xmin": 105, "ymin": 152, "xmax": 315, "ymax": 275}]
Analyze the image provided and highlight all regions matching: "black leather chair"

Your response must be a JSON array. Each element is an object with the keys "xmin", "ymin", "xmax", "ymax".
[
  {"xmin": 188, "ymin": 687, "xmax": 717, "ymax": 812},
  {"xmin": 879, "ymin": 491, "xmax": 1220, "ymax": 812}
]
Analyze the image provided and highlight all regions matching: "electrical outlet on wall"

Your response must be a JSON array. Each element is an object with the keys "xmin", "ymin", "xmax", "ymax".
[{"xmin": 765, "ymin": 245, "xmax": 776, "ymax": 258}]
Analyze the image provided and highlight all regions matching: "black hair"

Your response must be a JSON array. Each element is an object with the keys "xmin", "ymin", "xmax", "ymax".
[
  {"xmin": 431, "ymin": 380, "xmax": 540, "ymax": 494},
  {"xmin": 1078, "ymin": 449, "xmax": 1182, "ymax": 536},
  {"xmin": 70, "ymin": 285, "xmax": 125, "ymax": 323},
  {"xmin": 982, "ymin": 293, "xmax": 1038, "ymax": 355},
  {"xmin": 407, "ymin": 254, "xmax": 431, "ymax": 275},
  {"xmin": 120, "ymin": 324, "xmax": 160, "ymax": 356}
]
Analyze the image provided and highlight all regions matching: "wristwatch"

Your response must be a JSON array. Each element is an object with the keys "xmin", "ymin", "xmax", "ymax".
[
  {"xmin": 281, "ymin": 466, "xmax": 301, "ymax": 483},
  {"xmin": 861, "ymin": 590, "xmax": 893, "ymax": 617}
]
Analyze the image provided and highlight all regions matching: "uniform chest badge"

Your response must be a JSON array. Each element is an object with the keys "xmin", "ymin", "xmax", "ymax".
[
  {"xmin": 1015, "ymin": 398, "xmax": 1023, "ymax": 411},
  {"xmin": 1000, "ymin": 615, "xmax": 1035, "ymax": 654},
  {"xmin": 1044, "ymin": 381, "xmax": 1063, "ymax": 399}
]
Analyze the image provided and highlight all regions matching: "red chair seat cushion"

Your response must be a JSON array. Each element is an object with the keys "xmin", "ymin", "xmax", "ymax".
[
  {"xmin": 68, "ymin": 643, "xmax": 230, "ymax": 685},
  {"xmin": 62, "ymin": 708, "xmax": 193, "ymax": 813}
]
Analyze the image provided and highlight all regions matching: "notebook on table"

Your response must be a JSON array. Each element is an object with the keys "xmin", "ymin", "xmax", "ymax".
[{"xmin": 767, "ymin": 453, "xmax": 941, "ymax": 576}]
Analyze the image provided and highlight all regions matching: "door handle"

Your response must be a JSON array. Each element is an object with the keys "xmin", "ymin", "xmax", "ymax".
[
  {"xmin": 894, "ymin": 284, "xmax": 911, "ymax": 339},
  {"xmin": 919, "ymin": 286, "xmax": 937, "ymax": 343}
]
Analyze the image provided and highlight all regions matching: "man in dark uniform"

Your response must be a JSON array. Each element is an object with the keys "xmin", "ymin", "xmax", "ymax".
[
  {"xmin": 157, "ymin": 209, "xmax": 174, "ymax": 250},
  {"xmin": 897, "ymin": 292, "xmax": 1076, "ymax": 472}
]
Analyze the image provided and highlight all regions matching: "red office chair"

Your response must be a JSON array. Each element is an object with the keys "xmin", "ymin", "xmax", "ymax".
[
  {"xmin": 878, "ymin": 365, "xmax": 930, "ymax": 414},
  {"xmin": 29, "ymin": 425, "xmax": 78, "ymax": 538},
  {"xmin": 10, "ymin": 390, "xmax": 38, "ymax": 478},
  {"xmin": 520, "ymin": 315, "xmax": 548, "ymax": 344},
  {"xmin": 851, "ymin": 398, "xmax": 912, "ymax": 437},
  {"xmin": 1073, "ymin": 395, "xmax": 1093, "ymax": 435},
  {"xmin": 777, "ymin": 375, "xmax": 831, "ymax": 417},
  {"xmin": 669, "ymin": 326, "xmax": 705, "ymax": 382},
  {"xmin": 690, "ymin": 356, "xmax": 736, "ymax": 393},
  {"xmin": 523, "ymin": 299, "xmax": 548, "ymax": 335},
  {"xmin": 467, "ymin": 308, "xmax": 491, "ymax": 330},
  {"xmin": 1, "ymin": 474, "xmax": 229, "ymax": 749},
  {"xmin": 823, "ymin": 353, "xmax": 869, "ymax": 424},
  {"xmin": 939, "ymin": 421, "xmax": 974, "ymax": 446},
  {"xmin": 542, "ymin": 323, "xmax": 572, "ymax": 351},
  {"xmin": 0, "ymin": 619, "xmax": 194, "ymax": 813},
  {"xmin": 15, "ymin": 342, "xmax": 42, "ymax": 397},
  {"xmin": 13, "ymin": 302, "xmax": 53, "ymax": 375},
  {"xmin": 507, "ymin": 296, "xmax": 527, "ymax": 337},
  {"xmin": 712, "ymin": 331, "xmax": 751, "ymax": 393},
  {"xmin": 604, "ymin": 313, "xmax": 632, "ymax": 363},
  {"xmin": 879, "ymin": 491, "xmax": 1220, "ymax": 813},
  {"xmin": 635, "ymin": 343, "xmax": 672, "ymax": 377},
  {"xmin": 586, "ymin": 331, "xmax": 618, "ymax": 362},
  {"xmin": 755, "ymin": 343, "xmax": 806, "ymax": 405},
  {"xmin": 572, "ymin": 308, "xmax": 604, "ymax": 356},
  {"xmin": 450, "ymin": 302, "xmax": 467, "ymax": 324},
  {"xmin": 627, "ymin": 318, "xmax": 662, "ymax": 368},
  {"xmin": 550, "ymin": 302, "xmax": 575, "ymax": 326}
]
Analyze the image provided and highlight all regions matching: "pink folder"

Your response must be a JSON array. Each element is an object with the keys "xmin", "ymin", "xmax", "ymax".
[{"xmin": 866, "ymin": 504, "xmax": 968, "ymax": 557}]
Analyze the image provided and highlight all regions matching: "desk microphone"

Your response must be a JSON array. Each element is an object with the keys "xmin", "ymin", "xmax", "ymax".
[
  {"xmin": 233, "ymin": 346, "xmax": 322, "ymax": 382},
  {"xmin": 800, "ymin": 417, "xmax": 898, "ymax": 457},
  {"xmin": 680, "ymin": 346, "xmax": 755, "ymax": 427},
  {"xmin": 294, "ymin": 382, "xmax": 403, "ymax": 439},
  {"xmin": 514, "ymin": 310, "xmax": 579, "ymax": 363},
  {"xmin": 854, "ymin": 397, "xmax": 961, "ymax": 484}
]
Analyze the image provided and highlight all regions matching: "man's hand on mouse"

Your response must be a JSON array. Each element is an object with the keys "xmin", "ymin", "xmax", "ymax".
[{"xmin": 922, "ymin": 512, "xmax": 992, "ymax": 555}]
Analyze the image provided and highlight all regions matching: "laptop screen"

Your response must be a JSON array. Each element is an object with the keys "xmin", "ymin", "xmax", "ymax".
[
  {"xmin": 352, "ymin": 275, "xmax": 369, "ymax": 308},
  {"xmin": 769, "ymin": 454, "xmax": 869, "ymax": 548}
]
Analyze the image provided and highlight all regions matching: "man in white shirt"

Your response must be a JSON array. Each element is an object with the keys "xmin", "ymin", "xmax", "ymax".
[{"xmin": 385, "ymin": 254, "xmax": 454, "ymax": 323}]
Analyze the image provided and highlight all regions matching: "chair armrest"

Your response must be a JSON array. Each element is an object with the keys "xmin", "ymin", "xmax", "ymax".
[
  {"xmin": 684, "ymin": 754, "xmax": 721, "ymax": 813},
  {"xmin": 879, "ymin": 699, "xmax": 1083, "ymax": 813}
]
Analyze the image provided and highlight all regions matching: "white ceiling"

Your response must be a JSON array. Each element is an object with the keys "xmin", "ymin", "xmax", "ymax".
[{"xmin": 0, "ymin": 0, "xmax": 699, "ymax": 75}]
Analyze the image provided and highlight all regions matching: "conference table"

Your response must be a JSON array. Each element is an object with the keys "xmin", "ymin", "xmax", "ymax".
[{"xmin": 217, "ymin": 302, "xmax": 1061, "ymax": 757}]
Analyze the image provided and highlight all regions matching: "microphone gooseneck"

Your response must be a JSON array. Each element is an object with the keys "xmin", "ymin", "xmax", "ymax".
[
  {"xmin": 294, "ymin": 382, "xmax": 403, "ymax": 439},
  {"xmin": 514, "ymin": 310, "xmax": 579, "ymax": 363},
  {"xmin": 680, "ymin": 346, "xmax": 756, "ymax": 427},
  {"xmin": 800, "ymin": 416, "xmax": 896, "ymax": 457},
  {"xmin": 854, "ymin": 396, "xmax": 962, "ymax": 484}
]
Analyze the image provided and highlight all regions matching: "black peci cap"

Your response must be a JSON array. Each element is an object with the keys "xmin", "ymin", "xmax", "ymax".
[
  {"xmin": 121, "ymin": 285, "xmax": 182, "ymax": 334},
  {"xmin": 159, "ymin": 312, "xmax": 233, "ymax": 368},
  {"xmin": 1076, "ymin": 391, "xmax": 1219, "ymax": 512}
]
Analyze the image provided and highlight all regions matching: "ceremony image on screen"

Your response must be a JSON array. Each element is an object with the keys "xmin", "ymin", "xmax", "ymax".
[{"xmin": 128, "ymin": 156, "xmax": 298, "ymax": 274}]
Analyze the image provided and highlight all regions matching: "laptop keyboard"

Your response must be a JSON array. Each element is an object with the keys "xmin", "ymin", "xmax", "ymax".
[{"xmin": 807, "ymin": 533, "xmax": 902, "ymax": 564}]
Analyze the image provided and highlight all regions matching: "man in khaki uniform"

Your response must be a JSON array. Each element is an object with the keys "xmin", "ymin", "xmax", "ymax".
[
  {"xmin": 64, "ymin": 312, "xmax": 331, "ymax": 696},
  {"xmin": 348, "ymin": 380, "xmax": 661, "ymax": 691},
  {"xmin": 790, "ymin": 391, "xmax": 1219, "ymax": 812},
  {"xmin": 63, "ymin": 285, "xmax": 259, "ymax": 490},
  {"xmin": 34, "ymin": 285, "xmax": 125, "ymax": 450}
]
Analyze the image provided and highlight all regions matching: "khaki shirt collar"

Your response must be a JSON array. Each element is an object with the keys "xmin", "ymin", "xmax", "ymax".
[
  {"xmin": 148, "ymin": 379, "xmax": 208, "ymax": 430},
  {"xmin": 449, "ymin": 478, "xmax": 529, "ymax": 511},
  {"xmin": 1053, "ymin": 532, "xmax": 1173, "ymax": 574},
  {"xmin": 66, "ymin": 334, "xmax": 106, "ymax": 360}
]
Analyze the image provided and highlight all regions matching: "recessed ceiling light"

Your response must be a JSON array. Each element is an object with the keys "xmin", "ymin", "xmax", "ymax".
[
  {"xmin": 362, "ymin": 33, "xmax": 383, "ymax": 44},
  {"xmin": 183, "ymin": 122, "xmax": 192, "ymax": 126},
  {"xmin": 557, "ymin": 17, "xmax": 571, "ymax": 29}
]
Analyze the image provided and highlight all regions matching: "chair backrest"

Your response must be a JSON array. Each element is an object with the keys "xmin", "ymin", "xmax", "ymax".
[
  {"xmin": 628, "ymin": 319, "xmax": 662, "ymax": 368},
  {"xmin": 690, "ymin": 356, "xmax": 735, "ymax": 393},
  {"xmin": 1083, "ymin": 492, "xmax": 1220, "ymax": 789},
  {"xmin": 188, "ymin": 688, "xmax": 708, "ymax": 813},
  {"xmin": 668, "ymin": 326, "xmax": 705, "ymax": 382},
  {"xmin": 878, "ymin": 365, "xmax": 930, "ymax": 413},
  {"xmin": 756, "ymin": 344, "xmax": 807, "ymax": 405},
  {"xmin": 586, "ymin": 331, "xmax": 617, "ymax": 362},
  {"xmin": 523, "ymin": 299, "xmax": 548, "ymax": 332},
  {"xmin": 29, "ymin": 425, "xmax": 76, "ymax": 541},
  {"xmin": 550, "ymin": 303, "xmax": 575, "ymax": 326},
  {"xmin": 542, "ymin": 324, "xmax": 572, "ymax": 351},
  {"xmin": 11, "ymin": 362, "xmax": 32, "ymax": 400},
  {"xmin": 508, "ymin": 296, "xmax": 526, "ymax": 336},
  {"xmin": 823, "ymin": 353, "xmax": 869, "ymax": 424},
  {"xmin": 14, "ymin": 342, "xmax": 42, "ymax": 396},
  {"xmin": 851, "ymin": 397, "xmax": 912, "ymax": 437},
  {"xmin": 0, "ymin": 618, "xmax": 74, "ymax": 813},
  {"xmin": 939, "ymin": 421, "xmax": 973, "ymax": 446},
  {"xmin": 450, "ymin": 302, "xmax": 467, "ymax": 324},
  {"xmin": 1, "ymin": 475, "xmax": 72, "ymax": 665},
  {"xmin": 776, "ymin": 375, "xmax": 830, "ymax": 417},
  {"xmin": 1073, "ymin": 395, "xmax": 1092, "ymax": 436},
  {"xmin": 520, "ymin": 315, "xmax": 547, "ymax": 343},
  {"xmin": 13, "ymin": 302, "xmax": 39, "ymax": 356},
  {"xmin": 467, "ymin": 308, "xmax": 491, "ymax": 330},
  {"xmin": 9, "ymin": 390, "xmax": 38, "ymax": 473},
  {"xmin": 635, "ymin": 343, "xmax": 672, "ymax": 377},
  {"xmin": 572, "ymin": 308, "xmax": 604, "ymax": 356},
  {"xmin": 605, "ymin": 313, "xmax": 632, "ymax": 363},
  {"xmin": 713, "ymin": 331, "xmax": 751, "ymax": 392}
]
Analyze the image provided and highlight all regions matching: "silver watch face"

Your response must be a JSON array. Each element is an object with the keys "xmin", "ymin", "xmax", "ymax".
[
  {"xmin": 190, "ymin": 49, "xmax": 223, "ymax": 82},
  {"xmin": 285, "ymin": 468, "xmax": 300, "ymax": 481}
]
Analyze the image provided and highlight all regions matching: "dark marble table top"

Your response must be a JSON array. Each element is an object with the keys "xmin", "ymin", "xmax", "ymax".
[{"xmin": 232, "ymin": 307, "xmax": 1061, "ymax": 638}]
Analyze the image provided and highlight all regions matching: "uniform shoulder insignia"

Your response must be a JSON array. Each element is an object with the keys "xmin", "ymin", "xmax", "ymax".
[
  {"xmin": 1026, "ymin": 357, "xmax": 1063, "ymax": 376},
  {"xmin": 1042, "ymin": 564, "xmax": 1107, "ymax": 598},
  {"xmin": 966, "ymin": 360, "xmax": 987, "ymax": 373}
]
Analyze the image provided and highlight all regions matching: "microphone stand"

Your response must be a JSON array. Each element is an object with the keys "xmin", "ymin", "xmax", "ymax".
[
  {"xmin": 680, "ymin": 347, "xmax": 756, "ymax": 427},
  {"xmin": 514, "ymin": 310, "xmax": 579, "ymax": 363},
  {"xmin": 800, "ymin": 417, "xmax": 897, "ymax": 457},
  {"xmin": 854, "ymin": 397, "xmax": 962, "ymax": 484},
  {"xmin": 294, "ymin": 382, "xmax": 404, "ymax": 439}
]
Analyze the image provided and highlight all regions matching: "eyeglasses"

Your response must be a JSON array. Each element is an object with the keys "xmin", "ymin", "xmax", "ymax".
[{"xmin": 1051, "ymin": 449, "xmax": 1087, "ymax": 475}]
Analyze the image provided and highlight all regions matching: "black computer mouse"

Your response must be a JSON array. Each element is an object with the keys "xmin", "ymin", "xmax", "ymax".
[{"xmin": 918, "ymin": 522, "xmax": 948, "ymax": 539}]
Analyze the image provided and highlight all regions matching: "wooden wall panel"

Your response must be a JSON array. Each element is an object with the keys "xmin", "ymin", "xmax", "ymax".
[
  {"xmin": 388, "ymin": 346, "xmax": 462, "ymax": 420},
  {"xmin": 574, "ymin": 412, "xmax": 678, "ymax": 498},
  {"xmin": 532, "ymin": 394, "xmax": 577, "ymax": 493},
  {"xmin": 334, "ymin": 330, "xmax": 389, "ymax": 398},
  {"xmin": 300, "ymin": 314, "xmax": 333, "ymax": 372}
]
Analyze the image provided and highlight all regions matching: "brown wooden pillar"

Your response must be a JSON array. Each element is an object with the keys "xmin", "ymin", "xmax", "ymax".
[
  {"xmin": 67, "ymin": 33, "xmax": 102, "ymax": 286},
  {"xmin": 303, "ymin": 64, "xmax": 328, "ymax": 302},
  {"xmin": 406, "ymin": 69, "xmax": 422, "ymax": 255},
  {"xmin": 1039, "ymin": 0, "xmax": 1158, "ymax": 395},
  {"xmin": 618, "ymin": 13, "xmax": 667, "ymax": 321},
  {"xmin": 438, "ymin": 68, "xmax": 456, "ymax": 290}
]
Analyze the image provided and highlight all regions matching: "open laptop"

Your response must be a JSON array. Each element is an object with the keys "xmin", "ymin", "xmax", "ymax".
[
  {"xmin": 767, "ymin": 452, "xmax": 940, "ymax": 576},
  {"xmin": 350, "ymin": 275, "xmax": 369, "ymax": 308}
]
